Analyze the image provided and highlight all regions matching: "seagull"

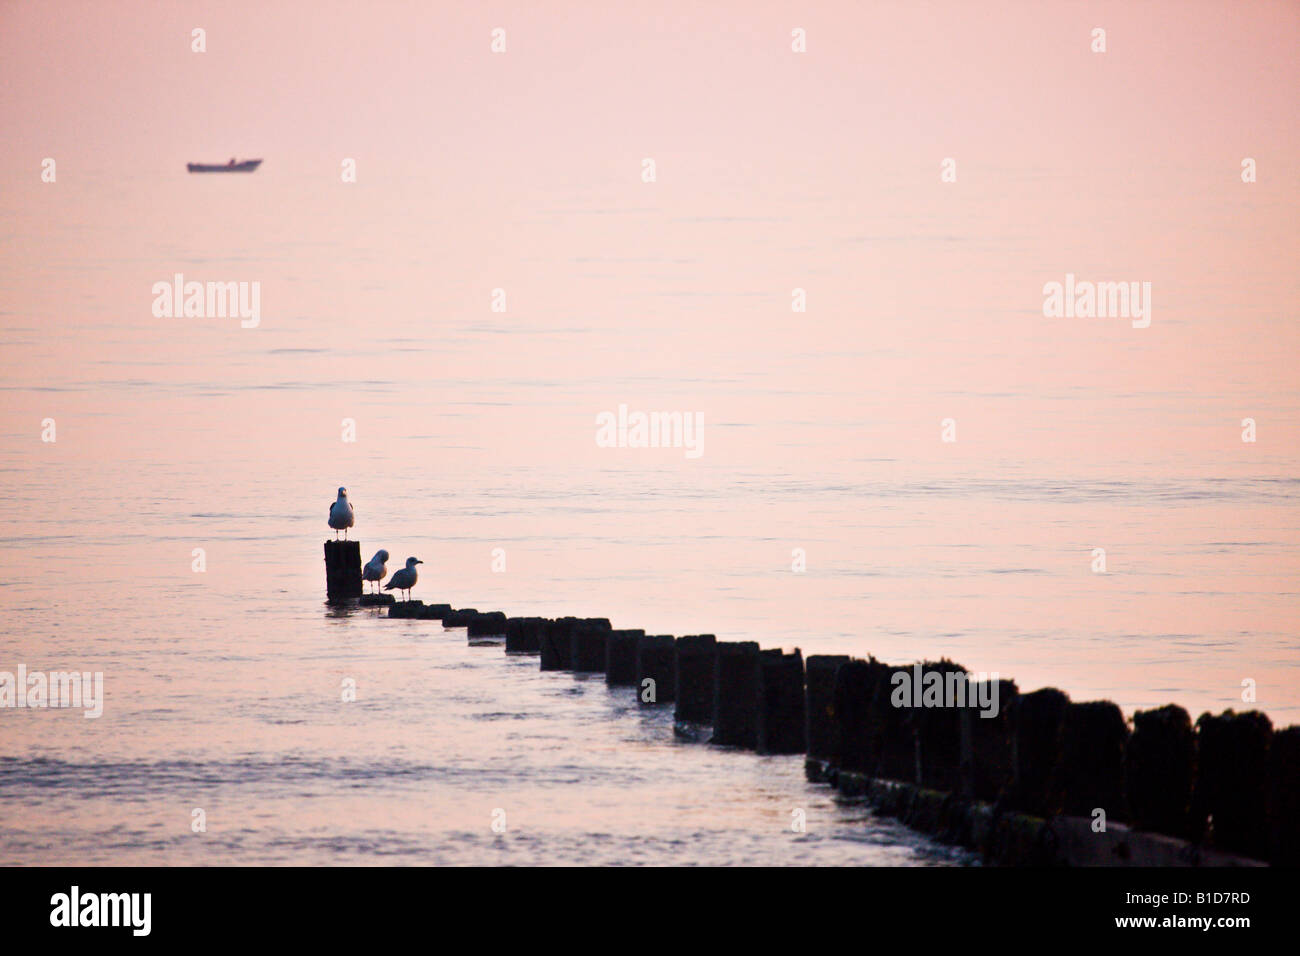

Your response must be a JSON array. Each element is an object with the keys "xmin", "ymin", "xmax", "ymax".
[
  {"xmin": 328, "ymin": 487, "xmax": 355, "ymax": 539},
  {"xmin": 362, "ymin": 549, "xmax": 389, "ymax": 594},
  {"xmin": 384, "ymin": 556, "xmax": 423, "ymax": 602}
]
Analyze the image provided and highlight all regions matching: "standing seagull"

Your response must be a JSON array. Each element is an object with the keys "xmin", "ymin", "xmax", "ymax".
[
  {"xmin": 362, "ymin": 549, "xmax": 389, "ymax": 594},
  {"xmin": 328, "ymin": 487, "xmax": 355, "ymax": 539},
  {"xmin": 384, "ymin": 556, "xmax": 423, "ymax": 602}
]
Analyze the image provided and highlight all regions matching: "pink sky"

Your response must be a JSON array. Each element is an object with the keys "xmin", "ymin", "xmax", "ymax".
[{"xmin": 3, "ymin": 1, "xmax": 1298, "ymax": 174}]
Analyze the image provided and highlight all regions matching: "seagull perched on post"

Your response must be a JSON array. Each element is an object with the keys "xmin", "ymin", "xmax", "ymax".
[
  {"xmin": 328, "ymin": 487, "xmax": 355, "ymax": 539},
  {"xmin": 363, "ymin": 549, "xmax": 389, "ymax": 594},
  {"xmin": 384, "ymin": 556, "xmax": 423, "ymax": 601}
]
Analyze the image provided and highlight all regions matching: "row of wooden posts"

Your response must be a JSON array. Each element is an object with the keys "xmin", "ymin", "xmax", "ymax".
[{"xmin": 325, "ymin": 540, "xmax": 1297, "ymax": 866}]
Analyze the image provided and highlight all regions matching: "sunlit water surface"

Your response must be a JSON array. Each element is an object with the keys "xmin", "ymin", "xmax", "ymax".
[{"xmin": 1, "ymin": 163, "xmax": 1296, "ymax": 865}]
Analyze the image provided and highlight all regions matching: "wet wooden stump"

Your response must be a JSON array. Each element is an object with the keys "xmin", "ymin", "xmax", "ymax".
[
  {"xmin": 907, "ymin": 660, "xmax": 968, "ymax": 792},
  {"xmin": 1193, "ymin": 709, "xmax": 1272, "ymax": 859},
  {"xmin": 1125, "ymin": 704, "xmax": 1195, "ymax": 839},
  {"xmin": 1268, "ymin": 724, "xmax": 1300, "ymax": 866},
  {"xmin": 505, "ymin": 617, "xmax": 546, "ymax": 653},
  {"xmin": 540, "ymin": 618, "xmax": 577, "ymax": 670},
  {"xmin": 571, "ymin": 619, "xmax": 613, "ymax": 672},
  {"xmin": 605, "ymin": 630, "xmax": 645, "ymax": 684},
  {"xmin": 1009, "ymin": 687, "xmax": 1070, "ymax": 817},
  {"xmin": 635, "ymin": 635, "xmax": 676, "ymax": 704},
  {"xmin": 1058, "ymin": 700, "xmax": 1129, "ymax": 822},
  {"xmin": 324, "ymin": 540, "xmax": 362, "ymax": 600},
  {"xmin": 805, "ymin": 655, "xmax": 849, "ymax": 763},
  {"xmin": 959, "ymin": 678, "xmax": 1017, "ymax": 802},
  {"xmin": 467, "ymin": 611, "xmax": 508, "ymax": 637},
  {"xmin": 756, "ymin": 648, "xmax": 805, "ymax": 754},
  {"xmin": 673, "ymin": 635, "xmax": 717, "ymax": 724},
  {"xmin": 388, "ymin": 600, "xmax": 426, "ymax": 619},
  {"xmin": 712, "ymin": 641, "xmax": 761, "ymax": 747},
  {"xmin": 442, "ymin": 608, "xmax": 481, "ymax": 628}
]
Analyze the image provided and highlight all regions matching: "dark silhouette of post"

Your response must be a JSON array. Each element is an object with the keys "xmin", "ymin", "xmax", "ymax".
[
  {"xmin": 506, "ymin": 617, "xmax": 546, "ymax": 652},
  {"xmin": 712, "ymin": 641, "xmax": 761, "ymax": 747},
  {"xmin": 540, "ymin": 619, "xmax": 575, "ymax": 670},
  {"xmin": 636, "ymin": 635, "xmax": 676, "ymax": 703},
  {"xmin": 756, "ymin": 648, "xmax": 805, "ymax": 754},
  {"xmin": 674, "ymin": 635, "xmax": 717, "ymax": 724},
  {"xmin": 571, "ymin": 619, "xmax": 613, "ymax": 672},
  {"xmin": 805, "ymin": 655, "xmax": 849, "ymax": 763},
  {"xmin": 468, "ymin": 612, "xmax": 508, "ymax": 637},
  {"xmin": 605, "ymin": 630, "xmax": 645, "ymax": 684},
  {"xmin": 324, "ymin": 540, "xmax": 362, "ymax": 600}
]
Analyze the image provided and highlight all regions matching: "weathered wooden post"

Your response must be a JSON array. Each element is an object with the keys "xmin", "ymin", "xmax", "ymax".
[
  {"xmin": 1192, "ymin": 709, "xmax": 1272, "ymax": 859},
  {"xmin": 959, "ymin": 677, "xmax": 1017, "ymax": 802},
  {"xmin": 831, "ymin": 658, "xmax": 886, "ymax": 777},
  {"xmin": 635, "ymin": 635, "xmax": 676, "ymax": 704},
  {"xmin": 673, "ymin": 635, "xmax": 717, "ymax": 724},
  {"xmin": 505, "ymin": 617, "xmax": 546, "ymax": 653},
  {"xmin": 467, "ymin": 611, "xmax": 508, "ymax": 637},
  {"xmin": 867, "ymin": 664, "xmax": 915, "ymax": 782},
  {"xmin": 1059, "ymin": 700, "xmax": 1129, "ymax": 821},
  {"xmin": 1009, "ymin": 687, "xmax": 1070, "ymax": 817},
  {"xmin": 324, "ymin": 540, "xmax": 362, "ymax": 600},
  {"xmin": 756, "ymin": 648, "xmax": 805, "ymax": 754},
  {"xmin": 1124, "ymin": 704, "xmax": 1194, "ymax": 838},
  {"xmin": 605, "ymin": 630, "xmax": 645, "ymax": 684},
  {"xmin": 389, "ymin": 599, "xmax": 426, "ymax": 618},
  {"xmin": 1269, "ymin": 725, "xmax": 1300, "ymax": 866},
  {"xmin": 390, "ymin": 601, "xmax": 453, "ymax": 619},
  {"xmin": 712, "ymin": 641, "xmax": 761, "ymax": 747},
  {"xmin": 805, "ymin": 655, "xmax": 849, "ymax": 767},
  {"xmin": 541, "ymin": 618, "xmax": 578, "ymax": 670},
  {"xmin": 571, "ymin": 619, "xmax": 612, "ymax": 672},
  {"xmin": 908, "ymin": 660, "xmax": 968, "ymax": 792},
  {"xmin": 442, "ymin": 608, "xmax": 481, "ymax": 628}
]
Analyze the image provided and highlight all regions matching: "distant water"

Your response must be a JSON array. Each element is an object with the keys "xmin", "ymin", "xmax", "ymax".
[{"xmin": 1, "ymin": 165, "xmax": 1296, "ymax": 864}]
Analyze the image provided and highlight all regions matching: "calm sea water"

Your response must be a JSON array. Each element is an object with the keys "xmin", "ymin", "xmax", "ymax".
[{"xmin": 1, "ymin": 161, "xmax": 1295, "ymax": 864}]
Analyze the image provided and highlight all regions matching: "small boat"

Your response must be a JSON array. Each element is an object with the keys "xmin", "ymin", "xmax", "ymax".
[{"xmin": 187, "ymin": 158, "xmax": 262, "ymax": 173}]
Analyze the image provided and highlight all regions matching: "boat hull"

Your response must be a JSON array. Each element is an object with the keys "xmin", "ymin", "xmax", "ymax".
[{"xmin": 187, "ymin": 160, "xmax": 262, "ymax": 173}]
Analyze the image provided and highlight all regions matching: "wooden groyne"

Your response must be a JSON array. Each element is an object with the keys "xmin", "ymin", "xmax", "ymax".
[{"xmin": 325, "ymin": 543, "xmax": 1298, "ymax": 866}]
